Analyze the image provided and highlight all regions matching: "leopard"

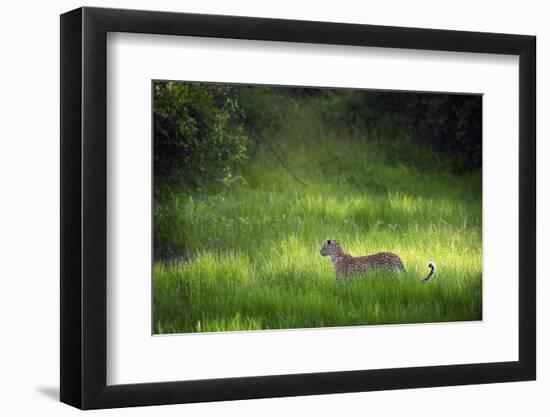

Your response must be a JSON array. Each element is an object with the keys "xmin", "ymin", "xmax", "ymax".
[{"xmin": 319, "ymin": 239, "xmax": 436, "ymax": 283}]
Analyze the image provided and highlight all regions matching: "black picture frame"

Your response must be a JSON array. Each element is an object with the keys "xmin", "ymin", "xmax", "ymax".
[{"xmin": 60, "ymin": 6, "xmax": 536, "ymax": 410}]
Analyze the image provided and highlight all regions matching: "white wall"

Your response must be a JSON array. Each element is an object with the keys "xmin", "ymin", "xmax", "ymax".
[{"xmin": 0, "ymin": 0, "xmax": 546, "ymax": 415}]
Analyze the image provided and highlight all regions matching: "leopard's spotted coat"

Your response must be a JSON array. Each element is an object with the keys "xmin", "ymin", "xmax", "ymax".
[{"xmin": 320, "ymin": 239, "xmax": 435, "ymax": 283}]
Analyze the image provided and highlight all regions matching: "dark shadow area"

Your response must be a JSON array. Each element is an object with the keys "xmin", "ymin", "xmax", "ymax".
[{"xmin": 35, "ymin": 386, "xmax": 59, "ymax": 401}]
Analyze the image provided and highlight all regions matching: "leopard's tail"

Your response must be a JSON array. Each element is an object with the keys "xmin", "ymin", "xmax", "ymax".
[{"xmin": 422, "ymin": 261, "xmax": 436, "ymax": 284}]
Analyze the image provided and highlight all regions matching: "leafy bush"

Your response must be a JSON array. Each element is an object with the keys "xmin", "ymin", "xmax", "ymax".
[{"xmin": 153, "ymin": 81, "xmax": 249, "ymax": 197}]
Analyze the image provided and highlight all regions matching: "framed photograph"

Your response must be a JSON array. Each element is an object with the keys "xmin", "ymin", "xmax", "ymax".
[{"xmin": 60, "ymin": 6, "xmax": 536, "ymax": 409}]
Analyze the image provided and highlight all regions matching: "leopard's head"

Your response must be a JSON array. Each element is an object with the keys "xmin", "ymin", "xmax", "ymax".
[{"xmin": 320, "ymin": 239, "xmax": 341, "ymax": 257}]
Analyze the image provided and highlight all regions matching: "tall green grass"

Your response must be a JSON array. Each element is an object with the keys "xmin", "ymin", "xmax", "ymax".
[{"xmin": 153, "ymin": 101, "xmax": 482, "ymax": 334}]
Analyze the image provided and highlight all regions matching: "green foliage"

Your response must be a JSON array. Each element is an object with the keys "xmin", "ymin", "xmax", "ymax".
[
  {"xmin": 153, "ymin": 81, "xmax": 249, "ymax": 198},
  {"xmin": 235, "ymin": 86, "xmax": 288, "ymax": 136},
  {"xmin": 319, "ymin": 90, "xmax": 482, "ymax": 171},
  {"xmin": 409, "ymin": 93, "xmax": 482, "ymax": 171},
  {"xmin": 153, "ymin": 98, "xmax": 482, "ymax": 333}
]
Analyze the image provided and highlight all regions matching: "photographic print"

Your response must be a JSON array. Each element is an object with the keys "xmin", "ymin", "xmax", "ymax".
[{"xmin": 152, "ymin": 81, "xmax": 482, "ymax": 334}]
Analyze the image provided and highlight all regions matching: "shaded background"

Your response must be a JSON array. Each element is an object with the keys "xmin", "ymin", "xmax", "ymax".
[{"xmin": 154, "ymin": 82, "xmax": 481, "ymax": 204}]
